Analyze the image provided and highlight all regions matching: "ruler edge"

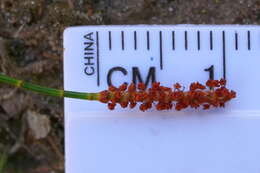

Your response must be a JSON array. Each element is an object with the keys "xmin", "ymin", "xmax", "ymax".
[{"xmin": 64, "ymin": 24, "xmax": 260, "ymax": 33}]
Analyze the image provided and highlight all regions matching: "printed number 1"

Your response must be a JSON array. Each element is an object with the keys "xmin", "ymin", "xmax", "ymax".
[{"xmin": 204, "ymin": 65, "xmax": 214, "ymax": 80}]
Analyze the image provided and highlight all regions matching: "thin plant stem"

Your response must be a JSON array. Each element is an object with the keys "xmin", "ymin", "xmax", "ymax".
[
  {"xmin": 0, "ymin": 73, "xmax": 98, "ymax": 101},
  {"xmin": 0, "ymin": 152, "xmax": 7, "ymax": 173}
]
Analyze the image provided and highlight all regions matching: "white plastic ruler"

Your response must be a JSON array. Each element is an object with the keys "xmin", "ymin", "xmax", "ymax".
[{"xmin": 64, "ymin": 25, "xmax": 260, "ymax": 173}]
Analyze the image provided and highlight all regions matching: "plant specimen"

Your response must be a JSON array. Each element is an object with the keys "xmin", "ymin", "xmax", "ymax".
[{"xmin": 0, "ymin": 74, "xmax": 236, "ymax": 111}]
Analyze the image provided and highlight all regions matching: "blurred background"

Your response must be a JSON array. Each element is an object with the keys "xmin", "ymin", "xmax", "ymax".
[{"xmin": 0, "ymin": 0, "xmax": 259, "ymax": 172}]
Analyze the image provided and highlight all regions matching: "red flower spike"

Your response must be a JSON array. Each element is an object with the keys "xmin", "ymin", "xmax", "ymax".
[
  {"xmin": 98, "ymin": 79, "xmax": 236, "ymax": 112},
  {"xmin": 130, "ymin": 102, "xmax": 137, "ymax": 109},
  {"xmin": 175, "ymin": 102, "xmax": 184, "ymax": 111},
  {"xmin": 230, "ymin": 90, "xmax": 236, "ymax": 98},
  {"xmin": 203, "ymin": 104, "xmax": 210, "ymax": 110},
  {"xmin": 140, "ymin": 104, "xmax": 147, "ymax": 112},
  {"xmin": 120, "ymin": 101, "xmax": 128, "ymax": 108},
  {"xmin": 119, "ymin": 83, "xmax": 128, "ymax": 91},
  {"xmin": 220, "ymin": 103, "xmax": 225, "ymax": 107},
  {"xmin": 174, "ymin": 83, "xmax": 181, "ymax": 90},
  {"xmin": 108, "ymin": 103, "xmax": 116, "ymax": 110},
  {"xmin": 219, "ymin": 78, "xmax": 226, "ymax": 86},
  {"xmin": 108, "ymin": 85, "xmax": 117, "ymax": 92},
  {"xmin": 98, "ymin": 90, "xmax": 109, "ymax": 103},
  {"xmin": 190, "ymin": 82, "xmax": 206, "ymax": 91},
  {"xmin": 206, "ymin": 80, "xmax": 220, "ymax": 88},
  {"xmin": 138, "ymin": 83, "xmax": 146, "ymax": 91},
  {"xmin": 128, "ymin": 83, "xmax": 136, "ymax": 92},
  {"xmin": 152, "ymin": 82, "xmax": 160, "ymax": 90},
  {"xmin": 114, "ymin": 91, "xmax": 121, "ymax": 100},
  {"xmin": 146, "ymin": 102, "xmax": 152, "ymax": 109}
]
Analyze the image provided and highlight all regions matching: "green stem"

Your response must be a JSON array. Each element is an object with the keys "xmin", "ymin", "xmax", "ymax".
[
  {"xmin": 0, "ymin": 73, "xmax": 98, "ymax": 101},
  {"xmin": 0, "ymin": 152, "xmax": 7, "ymax": 173}
]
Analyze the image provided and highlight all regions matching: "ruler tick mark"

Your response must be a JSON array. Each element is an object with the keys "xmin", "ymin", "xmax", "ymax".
[
  {"xmin": 159, "ymin": 31, "xmax": 163, "ymax": 70},
  {"xmin": 147, "ymin": 31, "xmax": 150, "ymax": 50},
  {"xmin": 235, "ymin": 32, "xmax": 238, "ymax": 50},
  {"xmin": 210, "ymin": 31, "xmax": 213, "ymax": 50},
  {"xmin": 108, "ymin": 31, "xmax": 112, "ymax": 50},
  {"xmin": 222, "ymin": 31, "xmax": 226, "ymax": 80},
  {"xmin": 197, "ymin": 31, "xmax": 201, "ymax": 50},
  {"xmin": 185, "ymin": 31, "xmax": 188, "ymax": 50},
  {"xmin": 134, "ymin": 31, "xmax": 137, "ymax": 50},
  {"xmin": 96, "ymin": 31, "xmax": 100, "ymax": 86},
  {"xmin": 121, "ymin": 31, "xmax": 125, "ymax": 50},
  {"xmin": 172, "ymin": 31, "xmax": 175, "ymax": 50},
  {"xmin": 248, "ymin": 30, "xmax": 251, "ymax": 50}
]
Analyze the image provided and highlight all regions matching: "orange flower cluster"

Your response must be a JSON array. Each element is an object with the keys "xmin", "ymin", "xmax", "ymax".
[{"xmin": 98, "ymin": 79, "xmax": 236, "ymax": 112}]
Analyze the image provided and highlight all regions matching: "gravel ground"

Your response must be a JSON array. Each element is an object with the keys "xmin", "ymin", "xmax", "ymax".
[{"xmin": 0, "ymin": 0, "xmax": 259, "ymax": 172}]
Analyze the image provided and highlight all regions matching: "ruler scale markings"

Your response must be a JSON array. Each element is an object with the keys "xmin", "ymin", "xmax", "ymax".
[
  {"xmin": 134, "ymin": 31, "xmax": 137, "ymax": 50},
  {"xmin": 108, "ymin": 31, "xmax": 112, "ymax": 50},
  {"xmin": 185, "ymin": 31, "xmax": 188, "ymax": 50},
  {"xmin": 222, "ymin": 31, "xmax": 226, "ymax": 80},
  {"xmin": 172, "ymin": 31, "xmax": 175, "ymax": 50},
  {"xmin": 235, "ymin": 32, "xmax": 238, "ymax": 50},
  {"xmin": 80, "ymin": 27, "xmax": 259, "ymax": 87},
  {"xmin": 159, "ymin": 31, "xmax": 163, "ymax": 70},
  {"xmin": 96, "ymin": 31, "xmax": 100, "ymax": 86},
  {"xmin": 197, "ymin": 31, "xmax": 201, "ymax": 50},
  {"xmin": 147, "ymin": 31, "xmax": 150, "ymax": 50},
  {"xmin": 121, "ymin": 31, "xmax": 125, "ymax": 50},
  {"xmin": 248, "ymin": 30, "xmax": 251, "ymax": 50},
  {"xmin": 210, "ymin": 31, "xmax": 213, "ymax": 50}
]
